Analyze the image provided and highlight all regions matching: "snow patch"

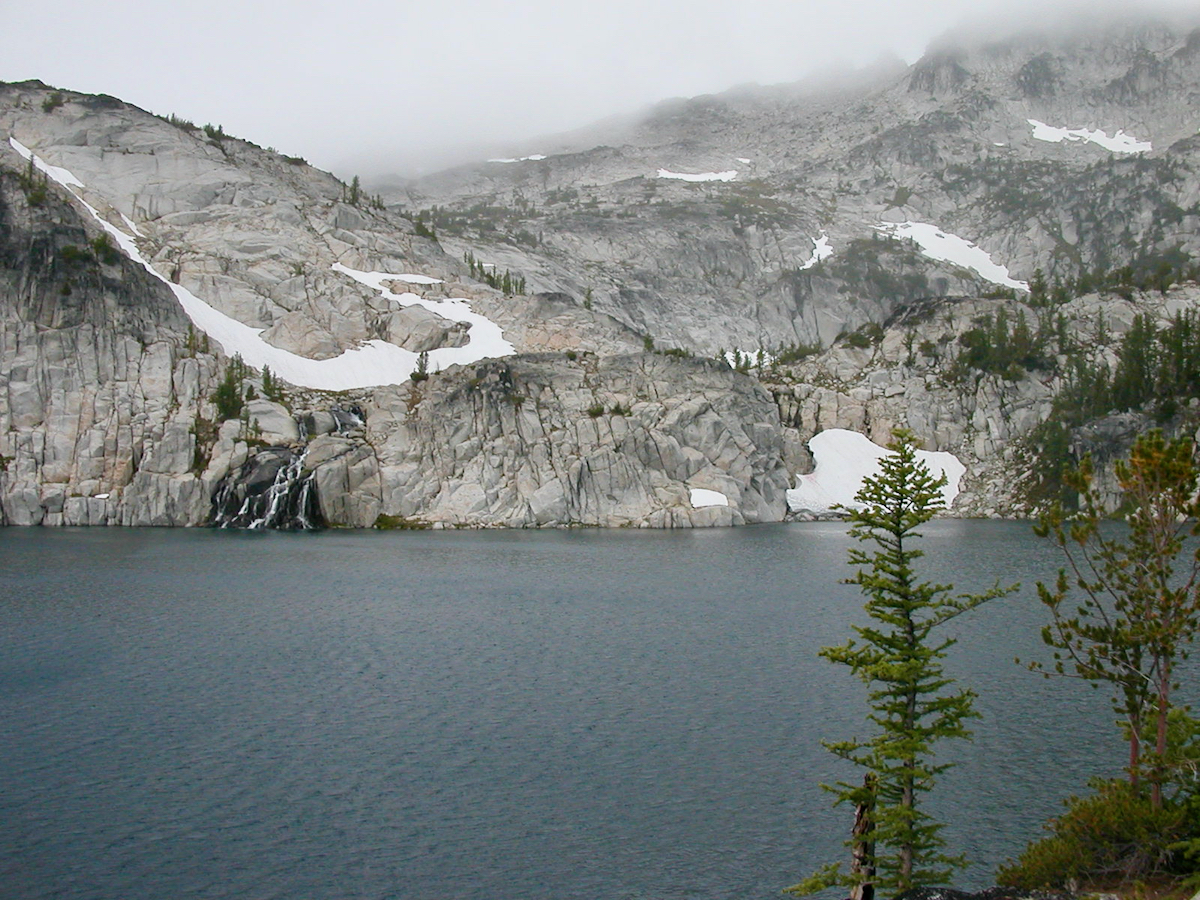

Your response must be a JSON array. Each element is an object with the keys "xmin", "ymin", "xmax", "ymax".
[
  {"xmin": 689, "ymin": 488, "xmax": 729, "ymax": 509},
  {"xmin": 119, "ymin": 211, "xmax": 143, "ymax": 237},
  {"xmin": 798, "ymin": 232, "xmax": 833, "ymax": 270},
  {"xmin": 1027, "ymin": 119, "xmax": 1151, "ymax": 154},
  {"xmin": 657, "ymin": 168, "xmax": 737, "ymax": 183},
  {"xmin": 9, "ymin": 137, "xmax": 513, "ymax": 391},
  {"xmin": 875, "ymin": 221, "xmax": 1028, "ymax": 291},
  {"xmin": 735, "ymin": 157, "xmax": 752, "ymax": 164},
  {"xmin": 786, "ymin": 429, "xmax": 964, "ymax": 515},
  {"xmin": 9, "ymin": 138, "xmax": 82, "ymax": 187},
  {"xmin": 488, "ymin": 154, "xmax": 547, "ymax": 163}
]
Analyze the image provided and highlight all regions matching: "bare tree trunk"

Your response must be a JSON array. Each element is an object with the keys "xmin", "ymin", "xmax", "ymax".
[{"xmin": 850, "ymin": 774, "xmax": 876, "ymax": 900}]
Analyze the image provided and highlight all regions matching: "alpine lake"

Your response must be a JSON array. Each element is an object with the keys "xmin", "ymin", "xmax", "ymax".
[{"xmin": 0, "ymin": 522, "xmax": 1149, "ymax": 900}]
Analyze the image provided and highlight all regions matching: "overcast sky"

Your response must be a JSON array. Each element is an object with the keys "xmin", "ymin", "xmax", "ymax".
[{"xmin": 2, "ymin": 0, "xmax": 1195, "ymax": 179}]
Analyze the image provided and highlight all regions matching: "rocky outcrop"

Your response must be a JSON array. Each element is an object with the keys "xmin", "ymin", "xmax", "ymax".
[
  {"xmin": 0, "ymin": 154, "xmax": 220, "ymax": 526},
  {"xmin": 766, "ymin": 285, "xmax": 1200, "ymax": 516},
  {"xmin": 367, "ymin": 353, "xmax": 791, "ymax": 528}
]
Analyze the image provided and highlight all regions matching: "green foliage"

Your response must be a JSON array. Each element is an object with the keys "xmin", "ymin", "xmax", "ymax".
[
  {"xmin": 373, "ymin": 514, "xmax": 430, "ymax": 530},
  {"xmin": 213, "ymin": 354, "xmax": 248, "ymax": 421},
  {"xmin": 642, "ymin": 334, "xmax": 655, "ymax": 352},
  {"xmin": 41, "ymin": 91, "xmax": 65, "ymax": 113},
  {"xmin": 260, "ymin": 365, "xmax": 283, "ymax": 402},
  {"xmin": 790, "ymin": 431, "xmax": 1013, "ymax": 897},
  {"xmin": 1033, "ymin": 432, "xmax": 1200, "ymax": 806},
  {"xmin": 954, "ymin": 308, "xmax": 1053, "ymax": 379},
  {"xmin": 843, "ymin": 323, "xmax": 884, "ymax": 349},
  {"xmin": 461, "ymin": 251, "xmax": 524, "ymax": 293},
  {"xmin": 202, "ymin": 123, "xmax": 227, "ymax": 142},
  {"xmin": 997, "ymin": 780, "xmax": 1199, "ymax": 889},
  {"xmin": 58, "ymin": 244, "xmax": 93, "ymax": 265},
  {"xmin": 1025, "ymin": 419, "xmax": 1075, "ymax": 508},
  {"xmin": 586, "ymin": 403, "xmax": 605, "ymax": 418},
  {"xmin": 655, "ymin": 346, "xmax": 693, "ymax": 359},
  {"xmin": 775, "ymin": 342, "xmax": 822, "ymax": 365},
  {"xmin": 166, "ymin": 113, "xmax": 198, "ymax": 132},
  {"xmin": 16, "ymin": 154, "xmax": 48, "ymax": 206},
  {"xmin": 90, "ymin": 234, "xmax": 121, "ymax": 266},
  {"xmin": 410, "ymin": 350, "xmax": 430, "ymax": 383},
  {"xmin": 609, "ymin": 403, "xmax": 631, "ymax": 417}
]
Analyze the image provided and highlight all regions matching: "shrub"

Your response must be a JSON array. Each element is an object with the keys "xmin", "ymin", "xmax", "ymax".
[
  {"xmin": 374, "ymin": 514, "xmax": 430, "ymax": 530},
  {"xmin": 41, "ymin": 91, "xmax": 65, "ymax": 113},
  {"xmin": 90, "ymin": 234, "xmax": 121, "ymax": 266},
  {"xmin": 586, "ymin": 403, "xmax": 605, "ymax": 418},
  {"xmin": 997, "ymin": 780, "xmax": 1196, "ymax": 889},
  {"xmin": 59, "ymin": 245, "xmax": 93, "ymax": 265}
]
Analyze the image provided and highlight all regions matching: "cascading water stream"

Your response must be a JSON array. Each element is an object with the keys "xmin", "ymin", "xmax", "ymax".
[{"xmin": 211, "ymin": 447, "xmax": 323, "ymax": 531}]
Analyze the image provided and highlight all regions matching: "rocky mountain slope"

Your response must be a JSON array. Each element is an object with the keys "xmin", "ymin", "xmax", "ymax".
[
  {"xmin": 393, "ymin": 14, "xmax": 1200, "ymax": 355},
  {"xmin": 3, "ymin": 11, "xmax": 1200, "ymax": 529}
]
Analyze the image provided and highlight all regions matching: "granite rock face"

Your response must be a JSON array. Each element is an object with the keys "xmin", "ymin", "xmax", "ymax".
[{"xmin": 366, "ymin": 353, "xmax": 792, "ymax": 528}]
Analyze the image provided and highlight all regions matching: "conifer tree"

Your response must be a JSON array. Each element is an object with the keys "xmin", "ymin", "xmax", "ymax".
[
  {"xmin": 790, "ymin": 431, "xmax": 1012, "ymax": 897},
  {"xmin": 1033, "ymin": 430, "xmax": 1200, "ymax": 807}
]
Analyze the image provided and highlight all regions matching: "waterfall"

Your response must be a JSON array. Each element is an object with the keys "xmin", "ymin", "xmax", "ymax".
[{"xmin": 211, "ymin": 448, "xmax": 323, "ymax": 531}]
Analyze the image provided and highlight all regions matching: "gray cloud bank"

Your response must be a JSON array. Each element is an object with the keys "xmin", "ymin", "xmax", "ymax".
[{"xmin": 2, "ymin": 0, "xmax": 1196, "ymax": 180}]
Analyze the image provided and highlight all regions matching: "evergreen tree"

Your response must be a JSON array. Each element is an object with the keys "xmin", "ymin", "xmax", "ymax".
[
  {"xmin": 789, "ymin": 431, "xmax": 1012, "ymax": 897},
  {"xmin": 213, "ymin": 354, "xmax": 247, "ymax": 420},
  {"xmin": 1033, "ymin": 431, "xmax": 1200, "ymax": 807}
]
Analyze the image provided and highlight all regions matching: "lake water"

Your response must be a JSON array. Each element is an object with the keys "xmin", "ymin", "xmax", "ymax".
[{"xmin": 0, "ymin": 522, "xmax": 1140, "ymax": 900}]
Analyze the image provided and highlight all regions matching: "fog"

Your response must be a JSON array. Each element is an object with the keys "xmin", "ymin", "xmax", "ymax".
[{"xmin": 2, "ymin": 0, "xmax": 1196, "ymax": 180}]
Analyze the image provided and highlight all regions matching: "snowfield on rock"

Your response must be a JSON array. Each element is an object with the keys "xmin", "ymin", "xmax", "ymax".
[
  {"xmin": 799, "ymin": 232, "xmax": 834, "ymax": 270},
  {"xmin": 876, "ymin": 221, "xmax": 1029, "ymax": 291},
  {"xmin": 689, "ymin": 488, "xmax": 730, "ymax": 509},
  {"xmin": 786, "ymin": 429, "xmax": 965, "ymax": 515},
  {"xmin": 657, "ymin": 169, "xmax": 738, "ymax": 182},
  {"xmin": 10, "ymin": 137, "xmax": 514, "ymax": 391},
  {"xmin": 1027, "ymin": 119, "xmax": 1152, "ymax": 153}
]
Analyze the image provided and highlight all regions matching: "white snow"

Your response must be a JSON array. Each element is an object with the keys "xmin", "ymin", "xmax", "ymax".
[
  {"xmin": 657, "ymin": 168, "xmax": 738, "ymax": 183},
  {"xmin": 119, "ymin": 211, "xmax": 143, "ymax": 237},
  {"xmin": 9, "ymin": 137, "xmax": 513, "ymax": 391},
  {"xmin": 786, "ymin": 429, "xmax": 965, "ymax": 515},
  {"xmin": 94, "ymin": 493, "xmax": 110, "ymax": 500},
  {"xmin": 332, "ymin": 264, "xmax": 515, "ymax": 370},
  {"xmin": 735, "ymin": 157, "xmax": 752, "ymax": 164},
  {"xmin": 875, "ymin": 221, "xmax": 1029, "ymax": 291},
  {"xmin": 9, "ymin": 138, "xmax": 83, "ymax": 187},
  {"xmin": 1027, "ymin": 119, "xmax": 1151, "ymax": 154},
  {"xmin": 488, "ymin": 154, "xmax": 547, "ymax": 163},
  {"xmin": 798, "ymin": 232, "xmax": 834, "ymax": 270},
  {"xmin": 689, "ymin": 488, "xmax": 729, "ymax": 508}
]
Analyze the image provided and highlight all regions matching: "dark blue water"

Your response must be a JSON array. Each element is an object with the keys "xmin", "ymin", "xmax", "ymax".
[{"xmin": 0, "ymin": 523, "xmax": 1141, "ymax": 900}]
